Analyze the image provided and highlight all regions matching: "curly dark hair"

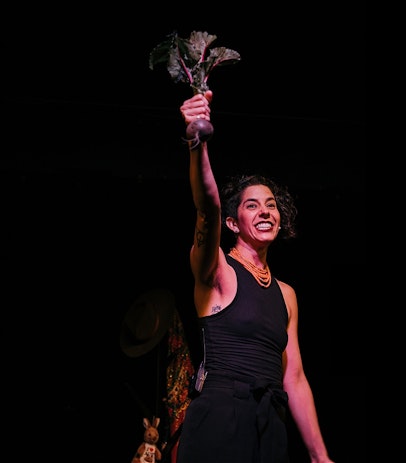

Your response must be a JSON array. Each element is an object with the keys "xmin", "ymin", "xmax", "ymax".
[{"xmin": 220, "ymin": 174, "xmax": 297, "ymax": 240}]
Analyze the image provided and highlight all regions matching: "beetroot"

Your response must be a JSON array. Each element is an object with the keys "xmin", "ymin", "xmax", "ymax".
[{"xmin": 186, "ymin": 119, "xmax": 214, "ymax": 147}]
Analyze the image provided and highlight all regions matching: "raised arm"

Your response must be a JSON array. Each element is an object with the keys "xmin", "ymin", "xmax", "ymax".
[{"xmin": 180, "ymin": 91, "xmax": 222, "ymax": 289}]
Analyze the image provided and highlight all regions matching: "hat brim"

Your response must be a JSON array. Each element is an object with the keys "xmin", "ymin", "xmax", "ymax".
[{"xmin": 120, "ymin": 288, "xmax": 176, "ymax": 358}]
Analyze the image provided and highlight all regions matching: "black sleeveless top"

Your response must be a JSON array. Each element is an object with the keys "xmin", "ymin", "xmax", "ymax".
[{"xmin": 198, "ymin": 254, "xmax": 289, "ymax": 387}]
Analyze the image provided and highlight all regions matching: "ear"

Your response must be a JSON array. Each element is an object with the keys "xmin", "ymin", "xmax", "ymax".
[
  {"xmin": 225, "ymin": 217, "xmax": 239, "ymax": 234},
  {"xmin": 153, "ymin": 417, "xmax": 160, "ymax": 428},
  {"xmin": 143, "ymin": 418, "xmax": 151, "ymax": 429}
]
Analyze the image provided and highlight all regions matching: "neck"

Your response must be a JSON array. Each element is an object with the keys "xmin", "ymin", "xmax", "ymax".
[{"xmin": 229, "ymin": 247, "xmax": 271, "ymax": 288}]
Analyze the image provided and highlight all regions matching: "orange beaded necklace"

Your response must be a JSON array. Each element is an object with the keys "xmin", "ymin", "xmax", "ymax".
[{"xmin": 229, "ymin": 247, "xmax": 271, "ymax": 288}]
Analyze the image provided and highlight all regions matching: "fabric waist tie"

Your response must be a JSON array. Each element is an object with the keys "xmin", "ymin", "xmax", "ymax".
[
  {"xmin": 252, "ymin": 378, "xmax": 288, "ymax": 434},
  {"xmin": 203, "ymin": 370, "xmax": 287, "ymax": 412},
  {"xmin": 202, "ymin": 371, "xmax": 289, "ymax": 462}
]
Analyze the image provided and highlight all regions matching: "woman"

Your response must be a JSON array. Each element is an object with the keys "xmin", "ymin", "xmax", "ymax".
[{"xmin": 176, "ymin": 90, "xmax": 334, "ymax": 463}]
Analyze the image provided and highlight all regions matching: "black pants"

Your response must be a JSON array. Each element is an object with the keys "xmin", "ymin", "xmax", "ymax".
[{"xmin": 176, "ymin": 372, "xmax": 289, "ymax": 463}]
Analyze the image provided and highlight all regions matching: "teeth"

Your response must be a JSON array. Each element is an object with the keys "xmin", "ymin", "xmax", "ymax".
[{"xmin": 256, "ymin": 224, "xmax": 272, "ymax": 230}]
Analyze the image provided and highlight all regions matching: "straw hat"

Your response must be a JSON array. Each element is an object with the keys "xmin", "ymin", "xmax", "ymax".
[{"xmin": 120, "ymin": 288, "xmax": 176, "ymax": 358}]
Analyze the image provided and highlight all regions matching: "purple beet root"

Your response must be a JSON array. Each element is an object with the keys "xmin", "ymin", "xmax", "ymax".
[{"xmin": 186, "ymin": 119, "xmax": 214, "ymax": 145}]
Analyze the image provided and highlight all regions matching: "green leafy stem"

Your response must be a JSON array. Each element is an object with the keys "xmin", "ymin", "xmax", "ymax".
[{"xmin": 149, "ymin": 31, "xmax": 241, "ymax": 94}]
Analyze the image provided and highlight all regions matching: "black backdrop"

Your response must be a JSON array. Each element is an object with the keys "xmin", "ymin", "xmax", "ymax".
[{"xmin": 3, "ymin": 3, "xmax": 365, "ymax": 462}]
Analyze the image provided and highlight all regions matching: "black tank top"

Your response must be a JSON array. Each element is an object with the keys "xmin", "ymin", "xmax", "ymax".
[{"xmin": 199, "ymin": 254, "xmax": 288, "ymax": 387}]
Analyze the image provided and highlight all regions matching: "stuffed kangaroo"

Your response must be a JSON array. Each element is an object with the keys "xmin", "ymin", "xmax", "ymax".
[{"xmin": 132, "ymin": 417, "xmax": 162, "ymax": 463}]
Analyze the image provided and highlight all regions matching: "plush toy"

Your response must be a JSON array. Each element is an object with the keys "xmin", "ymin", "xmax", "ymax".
[{"xmin": 132, "ymin": 417, "xmax": 162, "ymax": 463}]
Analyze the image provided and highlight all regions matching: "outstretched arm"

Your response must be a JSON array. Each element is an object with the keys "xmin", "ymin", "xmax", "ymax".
[{"xmin": 180, "ymin": 91, "xmax": 222, "ymax": 294}]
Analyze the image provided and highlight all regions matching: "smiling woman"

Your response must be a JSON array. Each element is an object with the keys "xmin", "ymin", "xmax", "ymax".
[{"xmin": 173, "ymin": 90, "xmax": 336, "ymax": 463}]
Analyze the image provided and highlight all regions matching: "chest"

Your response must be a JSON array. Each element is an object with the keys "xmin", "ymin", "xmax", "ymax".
[{"xmin": 139, "ymin": 443, "xmax": 158, "ymax": 463}]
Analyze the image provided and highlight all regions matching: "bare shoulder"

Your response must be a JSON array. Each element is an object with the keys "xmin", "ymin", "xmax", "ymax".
[
  {"xmin": 275, "ymin": 278, "xmax": 298, "ymax": 319},
  {"xmin": 275, "ymin": 278, "xmax": 296, "ymax": 298}
]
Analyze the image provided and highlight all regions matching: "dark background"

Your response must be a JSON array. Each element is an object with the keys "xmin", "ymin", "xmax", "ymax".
[{"xmin": 2, "ymin": 2, "xmax": 365, "ymax": 462}]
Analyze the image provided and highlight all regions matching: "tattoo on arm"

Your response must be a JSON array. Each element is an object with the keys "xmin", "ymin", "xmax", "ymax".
[
  {"xmin": 195, "ymin": 226, "xmax": 206, "ymax": 247},
  {"xmin": 211, "ymin": 304, "xmax": 222, "ymax": 314}
]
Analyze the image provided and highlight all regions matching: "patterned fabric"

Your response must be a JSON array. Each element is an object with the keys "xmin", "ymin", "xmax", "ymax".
[{"xmin": 164, "ymin": 309, "xmax": 194, "ymax": 463}]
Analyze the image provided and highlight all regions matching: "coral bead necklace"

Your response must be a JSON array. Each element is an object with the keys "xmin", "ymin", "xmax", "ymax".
[{"xmin": 229, "ymin": 247, "xmax": 271, "ymax": 288}]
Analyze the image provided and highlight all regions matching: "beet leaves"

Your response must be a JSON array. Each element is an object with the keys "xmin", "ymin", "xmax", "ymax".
[{"xmin": 149, "ymin": 31, "xmax": 241, "ymax": 94}]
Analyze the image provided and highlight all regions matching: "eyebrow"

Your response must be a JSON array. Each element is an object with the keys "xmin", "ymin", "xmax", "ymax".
[{"xmin": 243, "ymin": 196, "xmax": 275, "ymax": 204}]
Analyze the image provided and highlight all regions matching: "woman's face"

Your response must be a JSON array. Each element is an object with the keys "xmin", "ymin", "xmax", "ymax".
[{"xmin": 231, "ymin": 184, "xmax": 281, "ymax": 244}]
